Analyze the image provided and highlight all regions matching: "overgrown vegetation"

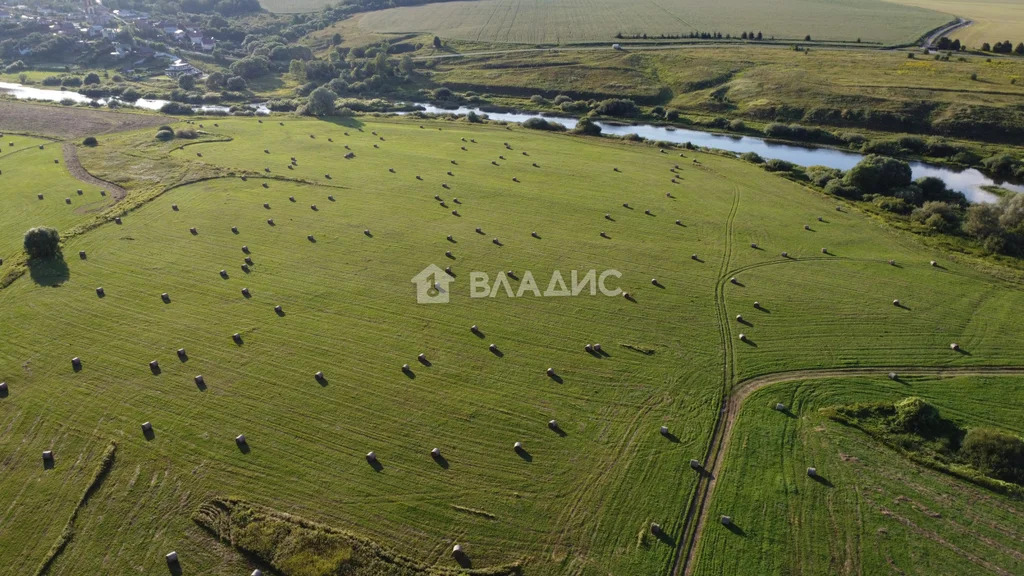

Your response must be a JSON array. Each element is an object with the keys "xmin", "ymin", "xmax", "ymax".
[
  {"xmin": 829, "ymin": 397, "xmax": 1024, "ymax": 492},
  {"xmin": 194, "ymin": 498, "xmax": 522, "ymax": 576}
]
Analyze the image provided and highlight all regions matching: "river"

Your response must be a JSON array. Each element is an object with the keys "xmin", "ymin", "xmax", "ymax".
[
  {"xmin": 412, "ymin": 104, "xmax": 1024, "ymax": 204},
  {"xmin": 0, "ymin": 81, "xmax": 1017, "ymax": 204}
]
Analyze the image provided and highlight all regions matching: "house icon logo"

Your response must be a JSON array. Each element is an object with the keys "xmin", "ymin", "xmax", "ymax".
[{"xmin": 411, "ymin": 264, "xmax": 455, "ymax": 304}]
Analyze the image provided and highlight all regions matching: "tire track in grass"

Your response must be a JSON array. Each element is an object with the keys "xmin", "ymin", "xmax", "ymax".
[
  {"xmin": 61, "ymin": 143, "xmax": 127, "ymax": 202},
  {"xmin": 671, "ymin": 184, "xmax": 739, "ymax": 576}
]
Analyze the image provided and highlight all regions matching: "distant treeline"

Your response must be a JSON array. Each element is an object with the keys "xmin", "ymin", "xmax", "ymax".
[
  {"xmin": 981, "ymin": 40, "xmax": 1024, "ymax": 55},
  {"xmin": 615, "ymin": 31, "xmax": 772, "ymax": 41}
]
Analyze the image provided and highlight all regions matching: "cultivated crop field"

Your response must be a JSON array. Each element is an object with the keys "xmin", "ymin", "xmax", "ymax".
[
  {"xmin": 0, "ymin": 112, "xmax": 1022, "ymax": 576},
  {"xmin": 886, "ymin": 0, "xmax": 1024, "ymax": 48},
  {"xmin": 356, "ymin": 0, "xmax": 951, "ymax": 45}
]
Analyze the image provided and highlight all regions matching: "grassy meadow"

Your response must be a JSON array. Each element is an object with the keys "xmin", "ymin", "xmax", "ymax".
[
  {"xmin": 430, "ymin": 45, "xmax": 1024, "ymax": 129},
  {"xmin": 355, "ymin": 0, "xmax": 950, "ymax": 45},
  {"xmin": 0, "ymin": 113, "xmax": 1021, "ymax": 576},
  {"xmin": 0, "ymin": 135, "xmax": 109, "ymax": 267},
  {"xmin": 696, "ymin": 374, "xmax": 1024, "ymax": 575}
]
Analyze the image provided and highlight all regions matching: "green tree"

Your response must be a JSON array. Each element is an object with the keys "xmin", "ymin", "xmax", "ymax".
[
  {"xmin": 433, "ymin": 35, "xmax": 442, "ymax": 49},
  {"xmin": 331, "ymin": 32, "xmax": 342, "ymax": 46},
  {"xmin": 178, "ymin": 74, "xmax": 196, "ymax": 91},
  {"xmin": 206, "ymin": 71, "xmax": 226, "ymax": 90},
  {"xmin": 226, "ymin": 76, "xmax": 248, "ymax": 91},
  {"xmin": 843, "ymin": 154, "xmax": 912, "ymax": 195},
  {"xmin": 289, "ymin": 59, "xmax": 305, "ymax": 80},
  {"xmin": 399, "ymin": 54, "xmax": 414, "ymax": 75},
  {"xmin": 24, "ymin": 227, "xmax": 61, "ymax": 259},
  {"xmin": 83, "ymin": 72, "xmax": 101, "ymax": 85},
  {"xmin": 306, "ymin": 86, "xmax": 336, "ymax": 117}
]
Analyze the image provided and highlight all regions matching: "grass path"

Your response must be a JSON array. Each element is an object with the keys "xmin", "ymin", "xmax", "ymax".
[{"xmin": 676, "ymin": 365, "xmax": 1024, "ymax": 576}]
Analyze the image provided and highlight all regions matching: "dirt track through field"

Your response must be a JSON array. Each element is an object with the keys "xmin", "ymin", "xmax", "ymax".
[
  {"xmin": 62, "ymin": 143, "xmax": 127, "ymax": 202},
  {"xmin": 673, "ymin": 365, "xmax": 1024, "ymax": 576}
]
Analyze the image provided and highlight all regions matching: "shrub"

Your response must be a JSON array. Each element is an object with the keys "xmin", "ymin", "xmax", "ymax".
[
  {"xmin": 573, "ymin": 117, "xmax": 601, "ymax": 136},
  {"xmin": 553, "ymin": 95, "xmax": 573, "ymax": 105},
  {"xmin": 805, "ymin": 165, "xmax": 841, "ymax": 187},
  {"xmin": 226, "ymin": 76, "xmax": 248, "ymax": 91},
  {"xmin": 872, "ymin": 195, "xmax": 913, "ymax": 214},
  {"xmin": 824, "ymin": 179, "xmax": 863, "ymax": 200},
  {"xmin": 843, "ymin": 155, "xmax": 912, "ymax": 196},
  {"xmin": 529, "ymin": 94, "xmax": 550, "ymax": 105},
  {"xmin": 83, "ymin": 72, "xmax": 101, "ymax": 85},
  {"xmin": 560, "ymin": 100, "xmax": 590, "ymax": 113},
  {"xmin": 174, "ymin": 129, "xmax": 197, "ymax": 139},
  {"xmin": 120, "ymin": 87, "xmax": 141, "ymax": 102},
  {"xmin": 728, "ymin": 119, "xmax": 746, "ymax": 131},
  {"xmin": 665, "ymin": 109, "xmax": 680, "ymax": 121},
  {"xmin": 160, "ymin": 102, "xmax": 193, "ymax": 115},
  {"xmin": 593, "ymin": 98, "xmax": 639, "ymax": 117},
  {"xmin": 890, "ymin": 397, "xmax": 941, "ymax": 436},
  {"xmin": 61, "ymin": 76, "xmax": 83, "ymax": 87},
  {"xmin": 961, "ymin": 428, "xmax": 1024, "ymax": 484},
  {"xmin": 911, "ymin": 201, "xmax": 961, "ymax": 232},
  {"xmin": 981, "ymin": 154, "xmax": 1021, "ymax": 178},
  {"xmin": 82, "ymin": 136, "xmax": 98, "ymax": 146},
  {"xmin": 23, "ymin": 227, "xmax": 61, "ymax": 259},
  {"xmin": 4, "ymin": 60, "xmax": 26, "ymax": 73},
  {"xmin": 42, "ymin": 76, "xmax": 62, "ymax": 86},
  {"xmin": 431, "ymin": 87, "xmax": 455, "ymax": 101},
  {"xmin": 763, "ymin": 159, "xmax": 795, "ymax": 172},
  {"xmin": 155, "ymin": 129, "xmax": 175, "ymax": 141},
  {"xmin": 522, "ymin": 117, "xmax": 566, "ymax": 132},
  {"xmin": 739, "ymin": 152, "xmax": 764, "ymax": 164}
]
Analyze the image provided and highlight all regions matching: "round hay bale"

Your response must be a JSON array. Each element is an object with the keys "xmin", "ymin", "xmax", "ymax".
[
  {"xmin": 775, "ymin": 403, "xmax": 786, "ymax": 411},
  {"xmin": 691, "ymin": 254, "xmax": 698, "ymax": 260},
  {"xmin": 593, "ymin": 344, "xmax": 602, "ymax": 353},
  {"xmin": 930, "ymin": 260, "xmax": 938, "ymax": 267},
  {"xmin": 452, "ymin": 544, "xmax": 463, "ymax": 556},
  {"xmin": 150, "ymin": 360, "xmax": 159, "ymax": 370},
  {"xmin": 950, "ymin": 343, "xmax": 959, "ymax": 351},
  {"xmin": 821, "ymin": 248, "xmax": 828, "ymax": 254},
  {"xmin": 65, "ymin": 198, "xmax": 72, "ymax": 204},
  {"xmin": 471, "ymin": 325, "xmax": 479, "ymax": 333},
  {"xmin": 889, "ymin": 372, "xmax": 898, "ymax": 380},
  {"xmin": 220, "ymin": 269, "xmax": 228, "ymax": 278},
  {"xmin": 753, "ymin": 301, "xmax": 760, "ymax": 308},
  {"xmin": 241, "ymin": 288, "xmax": 250, "ymax": 297},
  {"xmin": 804, "ymin": 225, "xmax": 810, "ymax": 231},
  {"xmin": 750, "ymin": 243, "xmax": 757, "ymax": 249},
  {"xmin": 431, "ymin": 447, "xmax": 441, "ymax": 458},
  {"xmin": 532, "ymin": 231, "xmax": 540, "ymax": 239},
  {"xmin": 781, "ymin": 252, "xmax": 789, "ymax": 258},
  {"xmin": 738, "ymin": 333, "xmax": 747, "ymax": 341},
  {"xmin": 315, "ymin": 371, "xmax": 324, "ymax": 381},
  {"xmin": 650, "ymin": 522, "xmax": 661, "ymax": 534},
  {"xmin": 38, "ymin": 194, "xmax": 44, "ymax": 200},
  {"xmin": 585, "ymin": 344, "xmax": 593, "ymax": 353},
  {"xmin": 721, "ymin": 516, "xmax": 732, "ymax": 526},
  {"xmin": 308, "ymin": 235, "xmax": 315, "ymax": 242},
  {"xmin": 893, "ymin": 299, "xmax": 900, "ymax": 306},
  {"xmin": 402, "ymin": 363, "xmax": 410, "ymax": 371},
  {"xmin": 71, "ymin": 357, "xmax": 82, "ymax": 369},
  {"xmin": 546, "ymin": 367, "xmax": 555, "ymax": 377},
  {"xmin": 807, "ymin": 467, "xmax": 817, "ymax": 477},
  {"xmin": 115, "ymin": 217, "xmax": 122, "ymax": 224},
  {"xmin": 736, "ymin": 314, "xmax": 743, "ymax": 322},
  {"xmin": 96, "ymin": 287, "xmax": 105, "ymax": 297},
  {"xmin": 233, "ymin": 333, "xmax": 242, "ymax": 343},
  {"xmin": 235, "ymin": 434, "xmax": 246, "ymax": 445},
  {"xmin": 660, "ymin": 425, "xmax": 669, "ymax": 436},
  {"xmin": 366, "ymin": 451, "xmax": 377, "ymax": 462},
  {"xmin": 730, "ymin": 277, "xmax": 738, "ymax": 284},
  {"xmin": 548, "ymin": 419, "xmax": 558, "ymax": 430},
  {"xmin": 274, "ymin": 305, "xmax": 283, "ymax": 314},
  {"xmin": 513, "ymin": 441, "xmax": 523, "ymax": 451},
  {"xmin": 232, "ymin": 226, "xmax": 239, "ymax": 233},
  {"xmin": 489, "ymin": 343, "xmax": 497, "ymax": 352},
  {"xmin": 166, "ymin": 551, "xmax": 178, "ymax": 564},
  {"xmin": 690, "ymin": 459, "xmax": 701, "ymax": 470},
  {"xmin": 161, "ymin": 293, "xmax": 170, "ymax": 303},
  {"xmin": 889, "ymin": 259, "xmax": 896, "ymax": 266}
]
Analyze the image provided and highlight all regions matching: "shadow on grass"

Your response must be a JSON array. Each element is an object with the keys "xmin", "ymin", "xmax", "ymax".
[
  {"xmin": 810, "ymin": 473, "xmax": 834, "ymax": 487},
  {"xmin": 654, "ymin": 529, "xmax": 676, "ymax": 546},
  {"xmin": 724, "ymin": 522, "xmax": 746, "ymax": 537},
  {"xmin": 454, "ymin": 551, "xmax": 472, "ymax": 569},
  {"xmin": 28, "ymin": 254, "xmax": 69, "ymax": 286},
  {"xmin": 432, "ymin": 452, "xmax": 450, "ymax": 469}
]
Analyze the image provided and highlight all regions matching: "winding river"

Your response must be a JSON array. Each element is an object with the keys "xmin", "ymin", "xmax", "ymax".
[{"xmin": 1, "ymin": 81, "xmax": 1018, "ymax": 204}]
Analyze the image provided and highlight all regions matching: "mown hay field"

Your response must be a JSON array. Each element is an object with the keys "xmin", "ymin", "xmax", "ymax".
[
  {"xmin": 0, "ymin": 114, "xmax": 1021, "ymax": 575},
  {"xmin": 355, "ymin": 0, "xmax": 951, "ymax": 45},
  {"xmin": 697, "ymin": 374, "xmax": 1024, "ymax": 576}
]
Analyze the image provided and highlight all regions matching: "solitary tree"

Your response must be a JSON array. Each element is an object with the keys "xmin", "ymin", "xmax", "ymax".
[
  {"xmin": 331, "ymin": 32, "xmax": 342, "ymax": 46},
  {"xmin": 24, "ymin": 227, "xmax": 61, "ymax": 259},
  {"xmin": 433, "ymin": 35, "xmax": 442, "ymax": 49},
  {"xmin": 306, "ymin": 87, "xmax": 336, "ymax": 117},
  {"xmin": 178, "ymin": 74, "xmax": 196, "ymax": 90},
  {"xmin": 83, "ymin": 72, "xmax": 101, "ymax": 85}
]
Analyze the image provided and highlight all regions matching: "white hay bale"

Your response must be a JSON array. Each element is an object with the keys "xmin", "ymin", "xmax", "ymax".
[
  {"xmin": 736, "ymin": 314, "xmax": 743, "ymax": 322},
  {"xmin": 593, "ymin": 344, "xmax": 602, "ymax": 353},
  {"xmin": 720, "ymin": 516, "xmax": 732, "ymax": 526},
  {"xmin": 366, "ymin": 451, "xmax": 377, "ymax": 462},
  {"xmin": 781, "ymin": 252, "xmax": 789, "ymax": 258},
  {"xmin": 775, "ymin": 403, "xmax": 786, "ymax": 411},
  {"xmin": 738, "ymin": 333, "xmax": 746, "ymax": 341},
  {"xmin": 753, "ymin": 301, "xmax": 760, "ymax": 308},
  {"xmin": 235, "ymin": 434, "xmax": 246, "ymax": 444},
  {"xmin": 690, "ymin": 459, "xmax": 700, "ymax": 470},
  {"xmin": 893, "ymin": 299, "xmax": 900, "ymax": 306},
  {"xmin": 950, "ymin": 343, "xmax": 959, "ymax": 350},
  {"xmin": 431, "ymin": 447, "xmax": 441, "ymax": 458},
  {"xmin": 513, "ymin": 441, "xmax": 523, "ymax": 450},
  {"xmin": 548, "ymin": 420, "xmax": 558, "ymax": 430},
  {"xmin": 889, "ymin": 372, "xmax": 898, "ymax": 380},
  {"xmin": 452, "ymin": 544, "xmax": 463, "ymax": 555},
  {"xmin": 660, "ymin": 425, "xmax": 669, "ymax": 436},
  {"xmin": 807, "ymin": 467, "xmax": 817, "ymax": 477},
  {"xmin": 142, "ymin": 421, "xmax": 153, "ymax": 432},
  {"xmin": 166, "ymin": 551, "xmax": 178, "ymax": 564}
]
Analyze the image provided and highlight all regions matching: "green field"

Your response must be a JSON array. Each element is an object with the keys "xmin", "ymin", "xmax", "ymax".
[
  {"xmin": 0, "ymin": 135, "xmax": 109, "ymax": 267},
  {"xmin": 697, "ymin": 374, "xmax": 1024, "ymax": 575},
  {"xmin": 354, "ymin": 0, "xmax": 951, "ymax": 45},
  {"xmin": 0, "ymin": 111, "xmax": 1022, "ymax": 576}
]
